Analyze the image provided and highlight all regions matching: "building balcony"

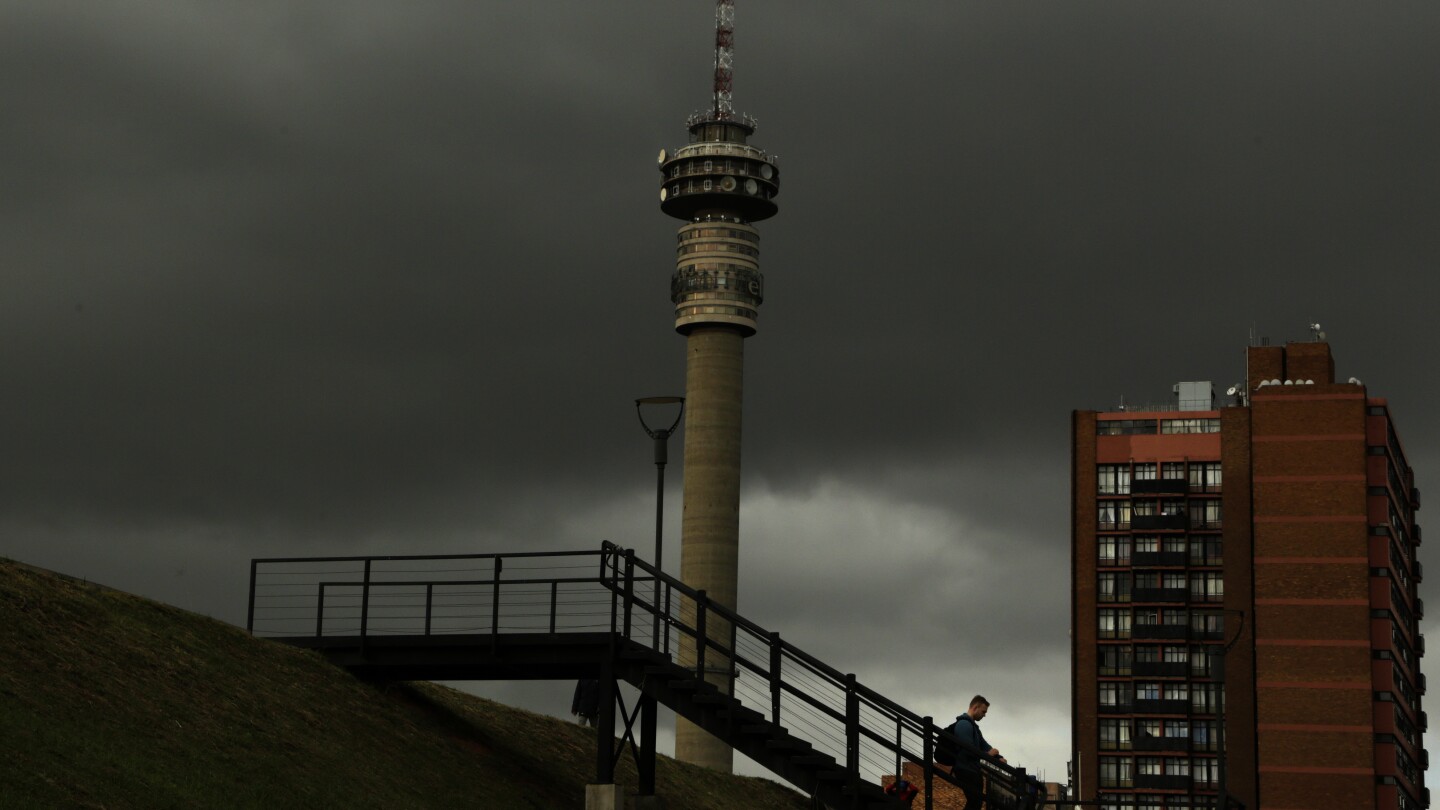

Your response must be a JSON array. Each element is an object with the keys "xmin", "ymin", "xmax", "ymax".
[
  {"xmin": 1132, "ymin": 479, "xmax": 1188, "ymax": 495},
  {"xmin": 1133, "ymin": 551, "xmax": 1188, "ymax": 567},
  {"xmin": 1133, "ymin": 661, "xmax": 1190, "ymax": 678},
  {"xmin": 1134, "ymin": 699, "xmax": 1191, "ymax": 715},
  {"xmin": 1133, "ymin": 514, "xmax": 1187, "ymax": 531},
  {"xmin": 1133, "ymin": 624, "xmax": 1189, "ymax": 640},
  {"xmin": 1135, "ymin": 774, "xmax": 1192, "ymax": 791},
  {"xmin": 1134, "ymin": 734, "xmax": 1191, "ymax": 752},
  {"xmin": 1134, "ymin": 587, "xmax": 1190, "ymax": 603},
  {"xmin": 1098, "ymin": 703, "xmax": 1134, "ymax": 715}
]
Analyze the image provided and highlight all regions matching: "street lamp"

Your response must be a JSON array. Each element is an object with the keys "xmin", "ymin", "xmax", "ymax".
[{"xmin": 636, "ymin": 396, "xmax": 684, "ymax": 646}]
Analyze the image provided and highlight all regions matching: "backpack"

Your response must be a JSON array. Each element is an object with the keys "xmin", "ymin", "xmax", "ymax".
[
  {"xmin": 885, "ymin": 779, "xmax": 920, "ymax": 804},
  {"xmin": 934, "ymin": 721, "xmax": 959, "ymax": 766}
]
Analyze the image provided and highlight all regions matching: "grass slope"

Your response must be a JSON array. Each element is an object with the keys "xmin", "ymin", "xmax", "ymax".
[{"xmin": 0, "ymin": 559, "xmax": 809, "ymax": 809}]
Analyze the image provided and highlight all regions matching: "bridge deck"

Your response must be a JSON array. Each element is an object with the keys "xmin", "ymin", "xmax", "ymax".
[{"xmin": 279, "ymin": 631, "xmax": 632, "ymax": 681}]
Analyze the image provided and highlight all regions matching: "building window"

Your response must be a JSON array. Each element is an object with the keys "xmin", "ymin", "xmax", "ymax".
[
  {"xmin": 1164, "ymin": 719, "xmax": 1189, "ymax": 741},
  {"xmin": 1192, "ymin": 757, "xmax": 1218, "ymax": 786},
  {"xmin": 1164, "ymin": 758, "xmax": 1190, "ymax": 777},
  {"xmin": 1162, "ymin": 608, "xmax": 1188, "ymax": 627},
  {"xmin": 1162, "ymin": 462, "xmax": 1186, "ymax": 480},
  {"xmin": 1160, "ymin": 418, "xmax": 1220, "ymax": 434},
  {"xmin": 1100, "ymin": 757, "xmax": 1133, "ymax": 788},
  {"xmin": 1190, "ymin": 572, "xmax": 1223, "ymax": 603},
  {"xmin": 1134, "ymin": 463, "xmax": 1157, "ymax": 481},
  {"xmin": 1136, "ymin": 756, "xmax": 1162, "ymax": 777},
  {"xmin": 1188, "ymin": 536, "xmax": 1222, "ymax": 566},
  {"xmin": 1134, "ymin": 608, "xmax": 1160, "ymax": 628},
  {"xmin": 1099, "ymin": 644, "xmax": 1133, "ymax": 676},
  {"xmin": 1162, "ymin": 572, "xmax": 1187, "ymax": 591},
  {"xmin": 1099, "ymin": 536, "xmax": 1132, "ymax": 567},
  {"xmin": 1099, "ymin": 608, "xmax": 1132, "ymax": 639},
  {"xmin": 1162, "ymin": 683, "xmax": 1189, "ymax": 702},
  {"xmin": 1135, "ymin": 572, "xmax": 1160, "ymax": 591},
  {"xmin": 1191, "ymin": 610, "xmax": 1223, "ymax": 637},
  {"xmin": 1099, "ymin": 464, "xmax": 1132, "ymax": 494},
  {"xmin": 1099, "ymin": 501, "xmax": 1132, "ymax": 530},
  {"xmin": 1098, "ymin": 420, "xmax": 1157, "ymax": 436},
  {"xmin": 1163, "ymin": 536, "xmax": 1186, "ymax": 554},
  {"xmin": 1135, "ymin": 645, "xmax": 1161, "ymax": 663},
  {"xmin": 1190, "ymin": 499, "xmax": 1221, "ymax": 529},
  {"xmin": 1163, "ymin": 646, "xmax": 1188, "ymax": 664},
  {"xmin": 1099, "ymin": 572, "xmax": 1131, "ymax": 603},
  {"xmin": 1136, "ymin": 682, "xmax": 1160, "ymax": 701},
  {"xmin": 1133, "ymin": 499, "xmax": 1157, "ymax": 517},
  {"xmin": 1100, "ymin": 681, "xmax": 1133, "ymax": 710},
  {"xmin": 1136, "ymin": 795, "xmax": 1163, "ymax": 810},
  {"xmin": 1189, "ymin": 646, "xmax": 1214, "ymax": 677},
  {"xmin": 1099, "ymin": 795, "xmax": 1136, "ymax": 810},
  {"xmin": 1135, "ymin": 719, "xmax": 1161, "ymax": 748},
  {"xmin": 1100, "ymin": 718, "xmax": 1132, "ymax": 751},
  {"xmin": 1191, "ymin": 684, "xmax": 1224, "ymax": 714},
  {"xmin": 1191, "ymin": 721, "xmax": 1217, "ymax": 752},
  {"xmin": 1134, "ymin": 536, "xmax": 1159, "ymax": 554},
  {"xmin": 1189, "ymin": 462, "xmax": 1222, "ymax": 492}
]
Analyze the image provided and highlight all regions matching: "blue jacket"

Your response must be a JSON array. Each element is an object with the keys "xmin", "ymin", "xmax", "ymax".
[{"xmin": 953, "ymin": 713, "xmax": 992, "ymax": 772}]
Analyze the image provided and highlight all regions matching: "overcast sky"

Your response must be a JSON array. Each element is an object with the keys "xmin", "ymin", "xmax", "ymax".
[{"xmin": 5, "ymin": 0, "xmax": 1440, "ymax": 788}]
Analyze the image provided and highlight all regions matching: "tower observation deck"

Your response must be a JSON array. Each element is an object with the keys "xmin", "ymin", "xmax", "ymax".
[
  {"xmin": 657, "ymin": 0, "xmax": 780, "ymax": 773},
  {"xmin": 659, "ymin": 115, "xmax": 779, "ymax": 336}
]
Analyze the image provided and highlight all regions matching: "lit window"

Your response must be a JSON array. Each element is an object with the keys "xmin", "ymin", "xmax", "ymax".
[
  {"xmin": 1099, "ymin": 464, "xmax": 1132, "ymax": 494},
  {"xmin": 1099, "ymin": 718, "xmax": 1132, "ymax": 751}
]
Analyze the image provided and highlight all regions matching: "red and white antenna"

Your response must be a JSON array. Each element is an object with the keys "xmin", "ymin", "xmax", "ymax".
[{"xmin": 712, "ymin": 0, "xmax": 735, "ymax": 119}]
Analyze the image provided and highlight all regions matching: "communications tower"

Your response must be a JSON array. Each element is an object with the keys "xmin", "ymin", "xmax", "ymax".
[{"xmin": 657, "ymin": 0, "xmax": 779, "ymax": 772}]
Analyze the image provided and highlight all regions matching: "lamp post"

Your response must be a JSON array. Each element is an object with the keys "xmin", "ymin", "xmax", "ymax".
[{"xmin": 636, "ymin": 396, "xmax": 684, "ymax": 647}]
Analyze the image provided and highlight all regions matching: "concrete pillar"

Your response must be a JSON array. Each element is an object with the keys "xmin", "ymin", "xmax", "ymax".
[
  {"xmin": 674, "ymin": 325, "xmax": 743, "ymax": 772},
  {"xmin": 584, "ymin": 784, "xmax": 625, "ymax": 810}
]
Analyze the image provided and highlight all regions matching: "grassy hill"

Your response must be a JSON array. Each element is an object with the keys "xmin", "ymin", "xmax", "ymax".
[{"xmin": 0, "ymin": 558, "xmax": 810, "ymax": 809}]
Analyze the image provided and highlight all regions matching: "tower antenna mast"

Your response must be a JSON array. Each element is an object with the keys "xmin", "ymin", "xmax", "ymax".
[{"xmin": 712, "ymin": 0, "xmax": 735, "ymax": 120}]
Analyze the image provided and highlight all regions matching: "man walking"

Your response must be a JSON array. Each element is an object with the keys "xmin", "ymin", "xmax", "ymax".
[{"xmin": 952, "ymin": 695, "xmax": 1004, "ymax": 809}]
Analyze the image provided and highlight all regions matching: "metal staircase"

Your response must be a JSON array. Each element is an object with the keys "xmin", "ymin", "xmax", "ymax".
[{"xmin": 247, "ymin": 542, "xmax": 1045, "ymax": 810}]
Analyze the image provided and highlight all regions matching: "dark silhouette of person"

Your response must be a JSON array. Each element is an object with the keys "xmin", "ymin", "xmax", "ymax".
[{"xmin": 572, "ymin": 679, "xmax": 600, "ymax": 727}]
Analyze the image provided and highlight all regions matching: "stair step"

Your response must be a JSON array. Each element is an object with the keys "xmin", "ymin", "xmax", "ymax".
[
  {"xmin": 765, "ymin": 738, "xmax": 810, "ymax": 752},
  {"xmin": 722, "ymin": 707, "xmax": 765, "ymax": 723},
  {"xmin": 740, "ymin": 723, "xmax": 779, "ymax": 736},
  {"xmin": 691, "ymin": 692, "xmax": 727, "ymax": 705},
  {"xmin": 793, "ymin": 753, "xmax": 837, "ymax": 768},
  {"xmin": 618, "ymin": 647, "xmax": 662, "ymax": 661}
]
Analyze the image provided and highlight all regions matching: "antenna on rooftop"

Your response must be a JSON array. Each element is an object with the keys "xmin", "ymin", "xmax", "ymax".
[{"xmin": 1309, "ymin": 322, "xmax": 1326, "ymax": 341}]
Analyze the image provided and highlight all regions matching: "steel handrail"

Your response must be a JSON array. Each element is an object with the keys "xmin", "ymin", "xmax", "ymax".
[{"xmin": 596, "ymin": 542, "xmax": 1043, "ymax": 807}]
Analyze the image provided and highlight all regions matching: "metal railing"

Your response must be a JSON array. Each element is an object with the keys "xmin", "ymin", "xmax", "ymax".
[{"xmin": 246, "ymin": 542, "xmax": 1045, "ymax": 809}]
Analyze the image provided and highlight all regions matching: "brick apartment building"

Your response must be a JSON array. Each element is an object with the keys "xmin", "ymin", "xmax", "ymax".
[{"xmin": 1072, "ymin": 341, "xmax": 1428, "ymax": 810}]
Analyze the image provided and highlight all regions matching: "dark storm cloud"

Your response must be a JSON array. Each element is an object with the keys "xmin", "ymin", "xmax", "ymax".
[{"xmin": 5, "ymin": 0, "xmax": 1439, "ymax": 777}]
